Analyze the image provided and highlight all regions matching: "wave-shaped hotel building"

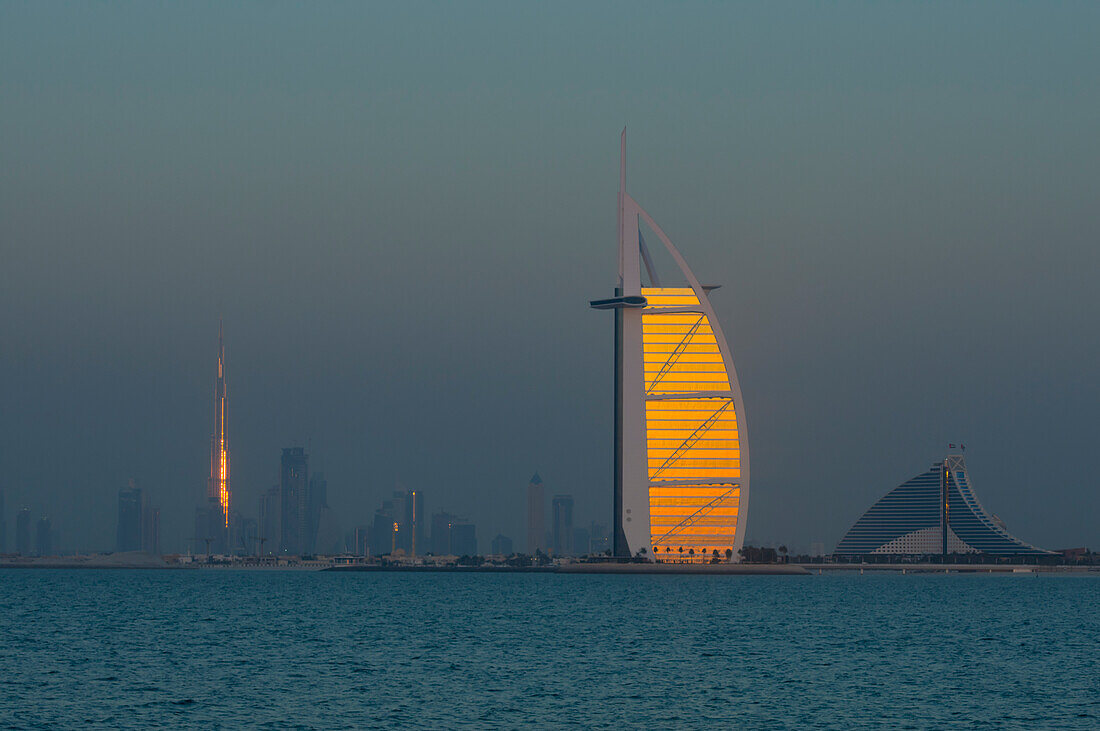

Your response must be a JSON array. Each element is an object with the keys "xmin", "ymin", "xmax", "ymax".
[
  {"xmin": 835, "ymin": 452, "xmax": 1051, "ymax": 557},
  {"xmin": 591, "ymin": 133, "xmax": 749, "ymax": 562}
]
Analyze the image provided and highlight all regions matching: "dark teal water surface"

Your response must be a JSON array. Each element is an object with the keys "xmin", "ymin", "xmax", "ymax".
[{"xmin": 1, "ymin": 570, "xmax": 1098, "ymax": 728}]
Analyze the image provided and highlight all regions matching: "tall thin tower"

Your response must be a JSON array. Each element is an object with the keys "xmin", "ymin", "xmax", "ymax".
[
  {"xmin": 208, "ymin": 321, "xmax": 230, "ymax": 531},
  {"xmin": 526, "ymin": 472, "xmax": 545, "ymax": 554}
]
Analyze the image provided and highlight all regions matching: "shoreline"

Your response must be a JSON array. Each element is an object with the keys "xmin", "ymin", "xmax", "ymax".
[
  {"xmin": 797, "ymin": 563, "xmax": 1100, "ymax": 573},
  {"xmin": 2, "ymin": 559, "xmax": 1097, "ymax": 574},
  {"xmin": 556, "ymin": 562, "xmax": 809, "ymax": 575}
]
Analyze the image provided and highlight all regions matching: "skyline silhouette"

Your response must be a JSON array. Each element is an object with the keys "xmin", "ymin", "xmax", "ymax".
[{"xmin": 2, "ymin": 3, "xmax": 1098, "ymax": 553}]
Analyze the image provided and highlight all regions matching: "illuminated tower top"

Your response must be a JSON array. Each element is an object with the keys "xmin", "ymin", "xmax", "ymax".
[{"xmin": 208, "ymin": 321, "xmax": 230, "ymax": 529}]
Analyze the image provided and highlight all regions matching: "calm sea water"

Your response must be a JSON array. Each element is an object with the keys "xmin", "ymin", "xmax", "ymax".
[{"xmin": 1, "ymin": 569, "xmax": 1097, "ymax": 729}]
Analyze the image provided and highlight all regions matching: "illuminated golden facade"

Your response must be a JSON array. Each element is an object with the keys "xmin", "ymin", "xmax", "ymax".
[
  {"xmin": 208, "ymin": 322, "xmax": 230, "ymax": 529},
  {"xmin": 591, "ymin": 132, "xmax": 749, "ymax": 562},
  {"xmin": 643, "ymin": 288, "xmax": 741, "ymax": 560}
]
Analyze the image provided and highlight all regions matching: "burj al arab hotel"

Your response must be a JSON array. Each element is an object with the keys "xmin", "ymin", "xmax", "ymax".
[{"xmin": 591, "ymin": 132, "xmax": 749, "ymax": 562}]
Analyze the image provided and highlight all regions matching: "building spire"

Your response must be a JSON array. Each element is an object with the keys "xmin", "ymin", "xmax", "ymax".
[
  {"xmin": 620, "ymin": 127, "xmax": 626, "ymax": 197},
  {"xmin": 618, "ymin": 128, "xmax": 626, "ymax": 285}
]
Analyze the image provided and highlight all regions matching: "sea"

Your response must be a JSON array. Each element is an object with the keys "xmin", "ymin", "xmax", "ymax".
[{"xmin": 1, "ymin": 569, "xmax": 1097, "ymax": 729}]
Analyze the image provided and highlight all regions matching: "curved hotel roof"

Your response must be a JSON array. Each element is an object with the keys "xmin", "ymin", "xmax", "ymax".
[
  {"xmin": 835, "ymin": 453, "xmax": 1050, "ymax": 556},
  {"xmin": 591, "ymin": 132, "xmax": 749, "ymax": 562}
]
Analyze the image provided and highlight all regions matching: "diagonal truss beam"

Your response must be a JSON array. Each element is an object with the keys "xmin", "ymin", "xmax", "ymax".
[
  {"xmin": 650, "ymin": 400, "xmax": 731, "ymax": 479},
  {"xmin": 651, "ymin": 484, "xmax": 738, "ymax": 546},
  {"xmin": 646, "ymin": 314, "xmax": 704, "ymax": 394}
]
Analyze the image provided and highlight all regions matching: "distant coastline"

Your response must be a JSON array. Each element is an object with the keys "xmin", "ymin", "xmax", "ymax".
[{"xmin": 4, "ymin": 555, "xmax": 1097, "ymax": 574}]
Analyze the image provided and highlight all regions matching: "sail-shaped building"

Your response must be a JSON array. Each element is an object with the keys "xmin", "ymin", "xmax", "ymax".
[
  {"xmin": 591, "ymin": 132, "xmax": 749, "ymax": 562},
  {"xmin": 835, "ymin": 452, "xmax": 1051, "ymax": 556}
]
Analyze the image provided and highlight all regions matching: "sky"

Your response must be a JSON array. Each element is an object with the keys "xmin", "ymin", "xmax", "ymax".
[{"xmin": 1, "ymin": 2, "xmax": 1098, "ymax": 554}]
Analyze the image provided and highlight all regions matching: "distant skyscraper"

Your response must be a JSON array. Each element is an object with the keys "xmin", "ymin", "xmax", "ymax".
[
  {"xmin": 388, "ymin": 491, "xmax": 408, "ymax": 551},
  {"xmin": 279, "ymin": 447, "xmax": 309, "ymax": 554},
  {"xmin": 196, "ymin": 322, "xmax": 231, "ymax": 554},
  {"xmin": 373, "ymin": 504, "xmax": 397, "ymax": 556},
  {"xmin": 449, "ymin": 522, "xmax": 477, "ymax": 557},
  {"xmin": 526, "ymin": 472, "xmax": 545, "ymax": 554},
  {"xmin": 430, "ymin": 511, "xmax": 456, "ymax": 555},
  {"xmin": 406, "ymin": 490, "xmax": 423, "ymax": 556},
  {"xmin": 589, "ymin": 521, "xmax": 610, "ymax": 555},
  {"xmin": 194, "ymin": 503, "xmax": 226, "ymax": 555},
  {"xmin": 35, "ymin": 516, "xmax": 52, "ymax": 557},
  {"xmin": 490, "ymin": 534, "xmax": 513, "ymax": 556},
  {"xmin": 573, "ymin": 527, "xmax": 590, "ymax": 556},
  {"xmin": 145, "ymin": 507, "xmax": 160, "ymax": 555},
  {"xmin": 366, "ymin": 488, "xmax": 422, "ymax": 555},
  {"xmin": 15, "ymin": 507, "xmax": 30, "ymax": 555},
  {"xmin": 308, "ymin": 472, "xmax": 328, "ymax": 554},
  {"xmin": 117, "ymin": 481, "xmax": 145, "ymax": 552},
  {"xmin": 117, "ymin": 479, "xmax": 159, "ymax": 553},
  {"xmin": 227, "ymin": 510, "xmax": 243, "ymax": 554},
  {"xmin": 349, "ymin": 524, "xmax": 371, "ymax": 556},
  {"xmin": 237, "ymin": 516, "xmax": 257, "ymax": 556},
  {"xmin": 259, "ymin": 486, "xmax": 280, "ymax": 555},
  {"xmin": 552, "ymin": 494, "xmax": 574, "ymax": 556},
  {"xmin": 209, "ymin": 321, "xmax": 230, "ymax": 531}
]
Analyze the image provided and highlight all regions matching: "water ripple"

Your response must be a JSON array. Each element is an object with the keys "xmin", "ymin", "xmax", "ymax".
[{"xmin": 0, "ymin": 570, "xmax": 1097, "ymax": 728}]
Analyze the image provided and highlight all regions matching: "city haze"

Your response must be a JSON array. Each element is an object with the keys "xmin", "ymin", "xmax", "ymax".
[{"xmin": 2, "ymin": 2, "xmax": 1098, "ymax": 553}]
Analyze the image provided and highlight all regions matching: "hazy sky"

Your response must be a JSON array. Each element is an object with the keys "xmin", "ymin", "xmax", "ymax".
[{"xmin": 2, "ymin": 2, "xmax": 1098, "ymax": 553}]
